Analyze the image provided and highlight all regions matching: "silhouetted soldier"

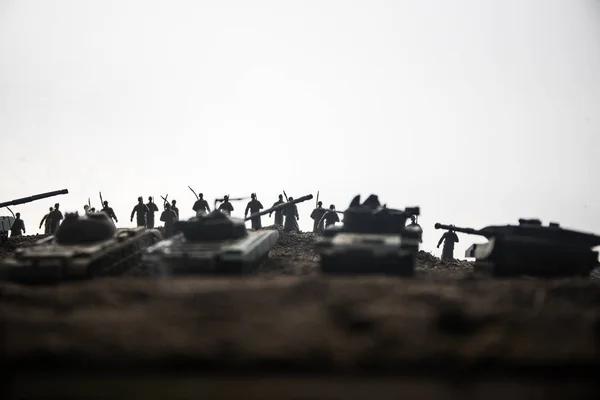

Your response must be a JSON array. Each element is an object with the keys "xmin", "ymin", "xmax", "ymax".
[
  {"xmin": 218, "ymin": 195, "xmax": 234, "ymax": 216},
  {"xmin": 83, "ymin": 205, "xmax": 90, "ymax": 215},
  {"xmin": 171, "ymin": 200, "xmax": 179, "ymax": 219},
  {"xmin": 146, "ymin": 197, "xmax": 159, "ymax": 228},
  {"xmin": 10, "ymin": 213, "xmax": 25, "ymax": 237},
  {"xmin": 269, "ymin": 194, "xmax": 285, "ymax": 227},
  {"xmin": 49, "ymin": 203, "xmax": 63, "ymax": 233},
  {"xmin": 102, "ymin": 201, "xmax": 118, "ymax": 224},
  {"xmin": 437, "ymin": 228, "xmax": 459, "ymax": 261},
  {"xmin": 244, "ymin": 193, "xmax": 264, "ymax": 230},
  {"xmin": 408, "ymin": 215, "xmax": 423, "ymax": 243},
  {"xmin": 90, "ymin": 207, "xmax": 96, "ymax": 212},
  {"xmin": 322, "ymin": 205, "xmax": 340, "ymax": 229},
  {"xmin": 130, "ymin": 197, "xmax": 149, "ymax": 227},
  {"xmin": 310, "ymin": 201, "xmax": 327, "ymax": 233},
  {"xmin": 192, "ymin": 193, "xmax": 211, "ymax": 216},
  {"xmin": 160, "ymin": 203, "xmax": 178, "ymax": 238},
  {"xmin": 39, "ymin": 206, "xmax": 53, "ymax": 234},
  {"xmin": 283, "ymin": 196, "xmax": 300, "ymax": 232}
]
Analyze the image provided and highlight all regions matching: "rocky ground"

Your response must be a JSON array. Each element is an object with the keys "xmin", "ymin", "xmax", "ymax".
[{"xmin": 1, "ymin": 230, "xmax": 600, "ymax": 399}]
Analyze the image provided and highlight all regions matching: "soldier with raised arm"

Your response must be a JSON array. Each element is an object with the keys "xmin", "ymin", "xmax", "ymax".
[
  {"xmin": 192, "ymin": 193, "xmax": 210, "ymax": 216},
  {"xmin": 130, "ymin": 197, "xmax": 149, "ymax": 227},
  {"xmin": 269, "ymin": 194, "xmax": 285, "ymax": 227},
  {"xmin": 437, "ymin": 227, "xmax": 459, "ymax": 261},
  {"xmin": 101, "ymin": 201, "xmax": 118, "ymax": 224},
  {"xmin": 244, "ymin": 193, "xmax": 264, "ymax": 230}
]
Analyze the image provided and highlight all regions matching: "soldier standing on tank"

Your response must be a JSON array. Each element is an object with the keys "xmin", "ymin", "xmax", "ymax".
[
  {"xmin": 244, "ymin": 193, "xmax": 264, "ymax": 230},
  {"xmin": 160, "ymin": 203, "xmax": 178, "ymax": 238},
  {"xmin": 130, "ymin": 197, "xmax": 149, "ymax": 227},
  {"xmin": 437, "ymin": 227, "xmax": 459, "ymax": 261},
  {"xmin": 218, "ymin": 195, "xmax": 234, "ymax": 216},
  {"xmin": 102, "ymin": 201, "xmax": 118, "ymax": 224},
  {"xmin": 192, "ymin": 193, "xmax": 211, "ymax": 216},
  {"xmin": 39, "ymin": 206, "xmax": 53, "ymax": 234},
  {"xmin": 283, "ymin": 197, "xmax": 300, "ymax": 232},
  {"xmin": 10, "ymin": 213, "xmax": 26, "ymax": 237},
  {"xmin": 171, "ymin": 200, "xmax": 179, "ymax": 219},
  {"xmin": 146, "ymin": 197, "xmax": 159, "ymax": 228},
  {"xmin": 321, "ymin": 205, "xmax": 340, "ymax": 229},
  {"xmin": 269, "ymin": 194, "xmax": 285, "ymax": 227},
  {"xmin": 310, "ymin": 201, "xmax": 327, "ymax": 233},
  {"xmin": 49, "ymin": 203, "xmax": 63, "ymax": 233},
  {"xmin": 408, "ymin": 215, "xmax": 423, "ymax": 243}
]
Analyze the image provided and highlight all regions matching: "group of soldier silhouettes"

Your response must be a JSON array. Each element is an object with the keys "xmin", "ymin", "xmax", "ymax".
[{"xmin": 5, "ymin": 192, "xmax": 461, "ymax": 260}]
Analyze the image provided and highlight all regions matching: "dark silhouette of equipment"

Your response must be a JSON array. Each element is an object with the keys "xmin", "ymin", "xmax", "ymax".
[
  {"xmin": 0, "ymin": 212, "xmax": 162, "ymax": 284},
  {"xmin": 244, "ymin": 194, "xmax": 313, "ymax": 222},
  {"xmin": 434, "ymin": 220, "xmax": 600, "ymax": 278},
  {"xmin": 0, "ymin": 189, "xmax": 69, "ymax": 209},
  {"xmin": 143, "ymin": 210, "xmax": 279, "ymax": 275},
  {"xmin": 316, "ymin": 194, "xmax": 421, "ymax": 276}
]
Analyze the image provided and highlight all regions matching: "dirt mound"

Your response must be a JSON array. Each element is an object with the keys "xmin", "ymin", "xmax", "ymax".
[{"xmin": 0, "ymin": 234, "xmax": 49, "ymax": 257}]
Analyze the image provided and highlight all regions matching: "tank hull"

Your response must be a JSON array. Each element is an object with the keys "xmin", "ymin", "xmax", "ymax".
[
  {"xmin": 143, "ymin": 230, "xmax": 279, "ymax": 276},
  {"xmin": 467, "ymin": 236, "xmax": 599, "ymax": 278},
  {"xmin": 0, "ymin": 228, "xmax": 163, "ymax": 284},
  {"xmin": 316, "ymin": 232, "xmax": 419, "ymax": 276}
]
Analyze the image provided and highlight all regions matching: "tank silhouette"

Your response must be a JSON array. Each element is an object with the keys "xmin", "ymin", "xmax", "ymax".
[
  {"xmin": 0, "ymin": 189, "xmax": 69, "ymax": 239},
  {"xmin": 315, "ymin": 194, "xmax": 421, "ymax": 276},
  {"xmin": 0, "ymin": 212, "xmax": 162, "ymax": 284},
  {"xmin": 434, "ymin": 219, "xmax": 600, "ymax": 277},
  {"xmin": 143, "ymin": 209, "xmax": 280, "ymax": 275}
]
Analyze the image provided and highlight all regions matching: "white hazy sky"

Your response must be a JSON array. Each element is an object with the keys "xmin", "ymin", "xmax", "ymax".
[{"xmin": 1, "ymin": 0, "xmax": 599, "ymax": 259}]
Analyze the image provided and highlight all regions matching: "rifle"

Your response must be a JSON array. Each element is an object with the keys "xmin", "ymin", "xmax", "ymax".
[{"xmin": 188, "ymin": 186, "xmax": 199, "ymax": 200}]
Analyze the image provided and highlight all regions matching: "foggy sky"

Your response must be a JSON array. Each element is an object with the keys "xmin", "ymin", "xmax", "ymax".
[{"xmin": 1, "ymin": 0, "xmax": 599, "ymax": 259}]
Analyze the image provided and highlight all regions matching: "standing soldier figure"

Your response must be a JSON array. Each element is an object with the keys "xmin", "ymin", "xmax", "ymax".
[
  {"xmin": 130, "ymin": 197, "xmax": 149, "ymax": 227},
  {"xmin": 407, "ymin": 215, "xmax": 423, "ymax": 243},
  {"xmin": 160, "ymin": 203, "xmax": 178, "ymax": 238},
  {"xmin": 83, "ymin": 205, "xmax": 90, "ymax": 215},
  {"xmin": 102, "ymin": 201, "xmax": 118, "ymax": 224},
  {"xmin": 437, "ymin": 227, "xmax": 459, "ymax": 261},
  {"xmin": 218, "ymin": 195, "xmax": 234, "ymax": 216},
  {"xmin": 192, "ymin": 193, "xmax": 211, "ymax": 216},
  {"xmin": 146, "ymin": 197, "xmax": 159, "ymax": 228},
  {"xmin": 269, "ymin": 194, "xmax": 285, "ymax": 227},
  {"xmin": 171, "ymin": 200, "xmax": 179, "ymax": 219},
  {"xmin": 49, "ymin": 203, "xmax": 63, "ymax": 233},
  {"xmin": 321, "ymin": 205, "xmax": 340, "ymax": 229},
  {"xmin": 10, "ymin": 213, "xmax": 26, "ymax": 237},
  {"xmin": 310, "ymin": 201, "xmax": 327, "ymax": 233},
  {"xmin": 39, "ymin": 206, "xmax": 53, "ymax": 234},
  {"xmin": 244, "ymin": 193, "xmax": 264, "ymax": 230},
  {"xmin": 283, "ymin": 197, "xmax": 300, "ymax": 232}
]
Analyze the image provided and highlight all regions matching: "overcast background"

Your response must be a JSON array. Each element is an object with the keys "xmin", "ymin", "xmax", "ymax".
[{"xmin": 1, "ymin": 0, "xmax": 599, "ymax": 259}]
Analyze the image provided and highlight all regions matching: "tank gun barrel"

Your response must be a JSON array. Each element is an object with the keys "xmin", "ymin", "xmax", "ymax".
[
  {"xmin": 434, "ymin": 223, "xmax": 484, "ymax": 237},
  {"xmin": 245, "ymin": 194, "xmax": 313, "ymax": 221},
  {"xmin": 0, "ymin": 189, "xmax": 69, "ymax": 209}
]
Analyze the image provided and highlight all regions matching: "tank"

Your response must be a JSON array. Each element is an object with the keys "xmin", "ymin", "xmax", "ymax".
[
  {"xmin": 315, "ymin": 194, "xmax": 421, "ymax": 276},
  {"xmin": 0, "ymin": 189, "xmax": 69, "ymax": 239},
  {"xmin": 0, "ymin": 212, "xmax": 163, "ymax": 284},
  {"xmin": 143, "ymin": 210, "xmax": 279, "ymax": 275},
  {"xmin": 434, "ymin": 219, "xmax": 600, "ymax": 278}
]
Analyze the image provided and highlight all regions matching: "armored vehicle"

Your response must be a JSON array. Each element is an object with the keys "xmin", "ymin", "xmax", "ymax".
[
  {"xmin": 315, "ymin": 194, "xmax": 421, "ymax": 276},
  {"xmin": 435, "ymin": 219, "xmax": 600, "ymax": 278},
  {"xmin": 0, "ymin": 189, "xmax": 69, "ymax": 240},
  {"xmin": 0, "ymin": 212, "xmax": 162, "ymax": 284},
  {"xmin": 144, "ymin": 194, "xmax": 314, "ymax": 276}
]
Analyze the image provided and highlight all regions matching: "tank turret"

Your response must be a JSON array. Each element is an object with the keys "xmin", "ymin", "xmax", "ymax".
[
  {"xmin": 316, "ymin": 194, "xmax": 421, "ymax": 276},
  {"xmin": 143, "ymin": 210, "xmax": 279, "ymax": 275},
  {"xmin": 434, "ymin": 220, "xmax": 600, "ymax": 277},
  {"xmin": 0, "ymin": 212, "xmax": 162, "ymax": 284}
]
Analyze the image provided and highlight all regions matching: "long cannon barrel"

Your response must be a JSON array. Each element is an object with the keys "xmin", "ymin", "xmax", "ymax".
[
  {"xmin": 0, "ymin": 189, "xmax": 69, "ymax": 208},
  {"xmin": 434, "ymin": 223, "xmax": 483, "ymax": 236},
  {"xmin": 245, "ymin": 194, "xmax": 313, "ymax": 221}
]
